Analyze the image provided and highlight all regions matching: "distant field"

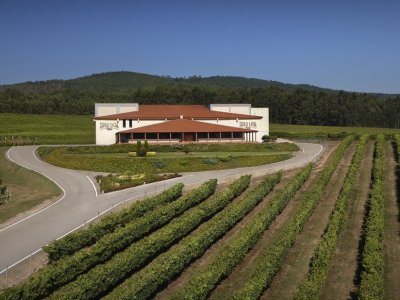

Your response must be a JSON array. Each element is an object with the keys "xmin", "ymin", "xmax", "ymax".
[
  {"xmin": 1, "ymin": 113, "xmax": 399, "ymax": 145},
  {"xmin": 0, "ymin": 113, "xmax": 94, "ymax": 144},
  {"xmin": 271, "ymin": 123, "xmax": 400, "ymax": 137}
]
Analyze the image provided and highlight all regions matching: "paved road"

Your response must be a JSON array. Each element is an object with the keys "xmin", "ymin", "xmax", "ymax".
[{"xmin": 0, "ymin": 142, "xmax": 323, "ymax": 273}]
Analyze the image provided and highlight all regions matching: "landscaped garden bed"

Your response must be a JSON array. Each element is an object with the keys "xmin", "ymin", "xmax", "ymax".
[{"xmin": 96, "ymin": 172, "xmax": 181, "ymax": 193}]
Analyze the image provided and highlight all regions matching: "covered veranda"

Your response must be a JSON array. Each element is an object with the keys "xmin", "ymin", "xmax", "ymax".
[{"xmin": 116, "ymin": 119, "xmax": 257, "ymax": 144}]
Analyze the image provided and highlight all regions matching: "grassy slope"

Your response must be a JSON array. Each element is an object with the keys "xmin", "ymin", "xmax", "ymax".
[
  {"xmin": 0, "ymin": 147, "xmax": 61, "ymax": 224},
  {"xmin": 271, "ymin": 123, "xmax": 400, "ymax": 136},
  {"xmin": 0, "ymin": 114, "xmax": 95, "ymax": 144}
]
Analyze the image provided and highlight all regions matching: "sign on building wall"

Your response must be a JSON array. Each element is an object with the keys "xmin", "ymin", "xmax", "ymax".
[
  {"xmin": 239, "ymin": 121, "xmax": 257, "ymax": 129},
  {"xmin": 99, "ymin": 122, "xmax": 119, "ymax": 130}
]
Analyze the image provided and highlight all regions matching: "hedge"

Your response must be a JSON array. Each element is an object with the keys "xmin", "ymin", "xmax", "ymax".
[
  {"xmin": 47, "ymin": 176, "xmax": 251, "ymax": 300},
  {"xmin": 102, "ymin": 172, "xmax": 282, "ymax": 300},
  {"xmin": 359, "ymin": 134, "xmax": 385, "ymax": 300},
  {"xmin": 2, "ymin": 180, "xmax": 215, "ymax": 300},
  {"xmin": 231, "ymin": 135, "xmax": 354, "ymax": 299},
  {"xmin": 172, "ymin": 164, "xmax": 313, "ymax": 299},
  {"xmin": 44, "ymin": 183, "xmax": 184, "ymax": 261},
  {"xmin": 294, "ymin": 134, "xmax": 369, "ymax": 299}
]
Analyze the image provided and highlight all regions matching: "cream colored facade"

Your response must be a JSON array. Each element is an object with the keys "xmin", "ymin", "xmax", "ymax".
[{"xmin": 94, "ymin": 103, "xmax": 269, "ymax": 145}]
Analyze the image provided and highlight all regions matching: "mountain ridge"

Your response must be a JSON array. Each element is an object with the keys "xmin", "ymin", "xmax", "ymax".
[{"xmin": 1, "ymin": 71, "xmax": 396, "ymax": 97}]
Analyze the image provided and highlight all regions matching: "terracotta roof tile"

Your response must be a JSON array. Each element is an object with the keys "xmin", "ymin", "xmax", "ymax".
[
  {"xmin": 95, "ymin": 105, "xmax": 261, "ymax": 120},
  {"xmin": 118, "ymin": 119, "xmax": 256, "ymax": 133}
]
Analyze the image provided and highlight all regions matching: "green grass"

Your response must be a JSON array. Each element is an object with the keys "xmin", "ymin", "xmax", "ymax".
[
  {"xmin": 271, "ymin": 123, "xmax": 400, "ymax": 137},
  {"xmin": 38, "ymin": 147, "xmax": 292, "ymax": 173},
  {"xmin": 0, "ymin": 113, "xmax": 95, "ymax": 145},
  {"xmin": 0, "ymin": 147, "xmax": 61, "ymax": 224}
]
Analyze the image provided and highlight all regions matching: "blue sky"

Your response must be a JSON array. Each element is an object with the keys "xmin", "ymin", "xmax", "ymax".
[{"xmin": 1, "ymin": 0, "xmax": 399, "ymax": 93}]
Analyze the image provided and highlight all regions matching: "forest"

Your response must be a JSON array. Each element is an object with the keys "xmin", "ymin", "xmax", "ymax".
[{"xmin": 0, "ymin": 72, "xmax": 399, "ymax": 128}]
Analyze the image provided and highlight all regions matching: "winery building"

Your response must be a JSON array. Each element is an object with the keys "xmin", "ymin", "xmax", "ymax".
[{"xmin": 94, "ymin": 103, "xmax": 269, "ymax": 145}]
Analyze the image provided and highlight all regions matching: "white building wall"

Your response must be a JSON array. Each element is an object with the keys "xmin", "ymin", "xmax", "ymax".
[
  {"xmin": 95, "ymin": 103, "xmax": 269, "ymax": 145},
  {"xmin": 210, "ymin": 104, "xmax": 251, "ymax": 115},
  {"xmin": 95, "ymin": 103, "xmax": 139, "ymax": 117}
]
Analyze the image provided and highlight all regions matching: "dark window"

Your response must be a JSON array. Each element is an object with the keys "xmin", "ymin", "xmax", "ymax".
[
  {"xmin": 159, "ymin": 133, "xmax": 170, "ymax": 139},
  {"xmin": 146, "ymin": 133, "xmax": 157, "ymax": 139},
  {"xmin": 171, "ymin": 133, "xmax": 180, "ymax": 139},
  {"xmin": 122, "ymin": 119, "xmax": 126, "ymax": 128},
  {"xmin": 221, "ymin": 132, "xmax": 231, "ymax": 139},
  {"xmin": 197, "ymin": 132, "xmax": 208, "ymax": 139},
  {"xmin": 209, "ymin": 132, "xmax": 219, "ymax": 139},
  {"xmin": 129, "ymin": 119, "xmax": 132, "ymax": 128},
  {"xmin": 132, "ymin": 133, "xmax": 145, "ymax": 139},
  {"xmin": 233, "ymin": 132, "xmax": 243, "ymax": 139}
]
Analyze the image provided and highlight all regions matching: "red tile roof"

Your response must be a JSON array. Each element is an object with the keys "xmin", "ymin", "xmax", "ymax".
[
  {"xmin": 118, "ymin": 119, "xmax": 256, "ymax": 133},
  {"xmin": 95, "ymin": 105, "xmax": 262, "ymax": 120}
]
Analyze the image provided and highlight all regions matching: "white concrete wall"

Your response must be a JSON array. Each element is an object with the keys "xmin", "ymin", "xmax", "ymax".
[
  {"xmin": 95, "ymin": 103, "xmax": 139, "ymax": 117},
  {"xmin": 210, "ymin": 104, "xmax": 251, "ymax": 115},
  {"xmin": 250, "ymin": 107, "xmax": 269, "ymax": 140}
]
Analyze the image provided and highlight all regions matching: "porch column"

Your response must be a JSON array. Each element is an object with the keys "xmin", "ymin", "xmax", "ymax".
[
  {"xmin": 130, "ymin": 133, "xmax": 133, "ymax": 140},
  {"xmin": 144, "ymin": 133, "xmax": 147, "ymax": 141},
  {"xmin": 157, "ymin": 132, "xmax": 159, "ymax": 143},
  {"xmin": 255, "ymin": 132, "xmax": 257, "ymax": 142},
  {"xmin": 169, "ymin": 132, "xmax": 171, "ymax": 143},
  {"xmin": 182, "ymin": 132, "xmax": 184, "ymax": 141},
  {"xmin": 207, "ymin": 132, "xmax": 209, "ymax": 142},
  {"xmin": 231, "ymin": 132, "xmax": 233, "ymax": 142},
  {"xmin": 219, "ymin": 132, "xmax": 221, "ymax": 142},
  {"xmin": 195, "ymin": 132, "xmax": 198, "ymax": 142}
]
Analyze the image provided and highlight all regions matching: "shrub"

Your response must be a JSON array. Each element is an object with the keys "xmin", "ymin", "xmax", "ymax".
[
  {"xmin": 136, "ymin": 141, "xmax": 142, "ymax": 156},
  {"xmin": 218, "ymin": 154, "xmax": 232, "ymax": 162},
  {"xmin": 203, "ymin": 157, "xmax": 218, "ymax": 165},
  {"xmin": 152, "ymin": 160, "xmax": 166, "ymax": 169}
]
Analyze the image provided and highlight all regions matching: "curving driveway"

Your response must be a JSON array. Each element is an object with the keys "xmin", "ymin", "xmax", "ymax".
[{"xmin": 0, "ymin": 142, "xmax": 323, "ymax": 273}]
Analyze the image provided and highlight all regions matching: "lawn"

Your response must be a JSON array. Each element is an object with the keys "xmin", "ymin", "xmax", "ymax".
[
  {"xmin": 0, "ymin": 147, "xmax": 61, "ymax": 224},
  {"xmin": 270, "ymin": 123, "xmax": 400, "ymax": 138},
  {"xmin": 38, "ymin": 143, "xmax": 296, "ymax": 174},
  {"xmin": 0, "ymin": 113, "xmax": 95, "ymax": 145}
]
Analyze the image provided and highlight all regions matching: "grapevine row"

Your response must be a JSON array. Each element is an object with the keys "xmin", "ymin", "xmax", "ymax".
[
  {"xmin": 102, "ymin": 172, "xmax": 282, "ymax": 300},
  {"xmin": 44, "ymin": 183, "xmax": 184, "ymax": 261},
  {"xmin": 294, "ymin": 134, "xmax": 369, "ymax": 299},
  {"xmin": 172, "ymin": 164, "xmax": 313, "ymax": 299},
  {"xmin": 2, "ymin": 180, "xmax": 214, "ymax": 300},
  {"xmin": 359, "ymin": 134, "xmax": 385, "ymax": 299},
  {"xmin": 231, "ymin": 135, "xmax": 354, "ymax": 299},
  {"xmin": 48, "ymin": 175, "xmax": 253, "ymax": 299}
]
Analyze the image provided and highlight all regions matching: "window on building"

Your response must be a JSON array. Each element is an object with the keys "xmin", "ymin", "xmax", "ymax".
[
  {"xmin": 122, "ymin": 119, "xmax": 126, "ymax": 128},
  {"xmin": 129, "ymin": 119, "xmax": 132, "ymax": 128},
  {"xmin": 233, "ymin": 132, "xmax": 243, "ymax": 139}
]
